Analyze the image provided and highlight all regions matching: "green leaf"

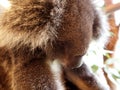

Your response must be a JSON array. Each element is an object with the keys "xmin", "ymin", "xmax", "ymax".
[
  {"xmin": 112, "ymin": 74, "xmax": 120, "ymax": 80},
  {"xmin": 91, "ymin": 65, "xmax": 99, "ymax": 73}
]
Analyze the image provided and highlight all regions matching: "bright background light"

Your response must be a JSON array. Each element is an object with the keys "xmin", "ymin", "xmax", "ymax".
[{"xmin": 0, "ymin": 0, "xmax": 11, "ymax": 8}]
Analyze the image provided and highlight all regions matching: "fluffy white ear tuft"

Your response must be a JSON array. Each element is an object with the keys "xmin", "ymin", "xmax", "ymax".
[
  {"xmin": 92, "ymin": 1, "xmax": 110, "ymax": 48},
  {"xmin": 96, "ymin": 9, "xmax": 110, "ymax": 47}
]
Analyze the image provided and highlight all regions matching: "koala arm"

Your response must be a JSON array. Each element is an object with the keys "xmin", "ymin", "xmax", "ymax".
[
  {"xmin": 12, "ymin": 59, "xmax": 62, "ymax": 90},
  {"xmin": 64, "ymin": 63, "xmax": 110, "ymax": 90}
]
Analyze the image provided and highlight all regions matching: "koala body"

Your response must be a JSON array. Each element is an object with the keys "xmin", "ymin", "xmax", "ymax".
[{"xmin": 0, "ymin": 0, "xmax": 109, "ymax": 90}]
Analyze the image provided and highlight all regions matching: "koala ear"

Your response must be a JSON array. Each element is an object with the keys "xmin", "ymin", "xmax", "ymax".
[
  {"xmin": 93, "ymin": 12, "xmax": 101, "ymax": 39},
  {"xmin": 92, "ymin": 9, "xmax": 110, "ymax": 46}
]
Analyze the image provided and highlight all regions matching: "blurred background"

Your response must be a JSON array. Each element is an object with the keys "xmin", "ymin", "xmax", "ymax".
[{"xmin": 0, "ymin": 0, "xmax": 120, "ymax": 90}]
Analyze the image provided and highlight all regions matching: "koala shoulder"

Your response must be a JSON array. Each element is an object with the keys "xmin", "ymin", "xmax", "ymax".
[{"xmin": 0, "ymin": 0, "xmax": 66, "ymax": 50}]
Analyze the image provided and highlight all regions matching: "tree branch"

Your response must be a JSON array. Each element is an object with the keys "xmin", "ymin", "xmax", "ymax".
[{"xmin": 105, "ymin": 3, "xmax": 120, "ymax": 13}]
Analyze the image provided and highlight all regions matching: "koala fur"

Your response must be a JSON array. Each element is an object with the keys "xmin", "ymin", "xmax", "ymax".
[{"xmin": 0, "ymin": 0, "xmax": 109, "ymax": 90}]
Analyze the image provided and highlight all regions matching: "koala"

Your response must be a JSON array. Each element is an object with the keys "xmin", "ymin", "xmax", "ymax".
[{"xmin": 0, "ymin": 0, "xmax": 110, "ymax": 90}]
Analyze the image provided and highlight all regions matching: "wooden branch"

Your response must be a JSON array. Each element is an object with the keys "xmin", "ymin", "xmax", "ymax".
[{"xmin": 105, "ymin": 3, "xmax": 120, "ymax": 13}]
